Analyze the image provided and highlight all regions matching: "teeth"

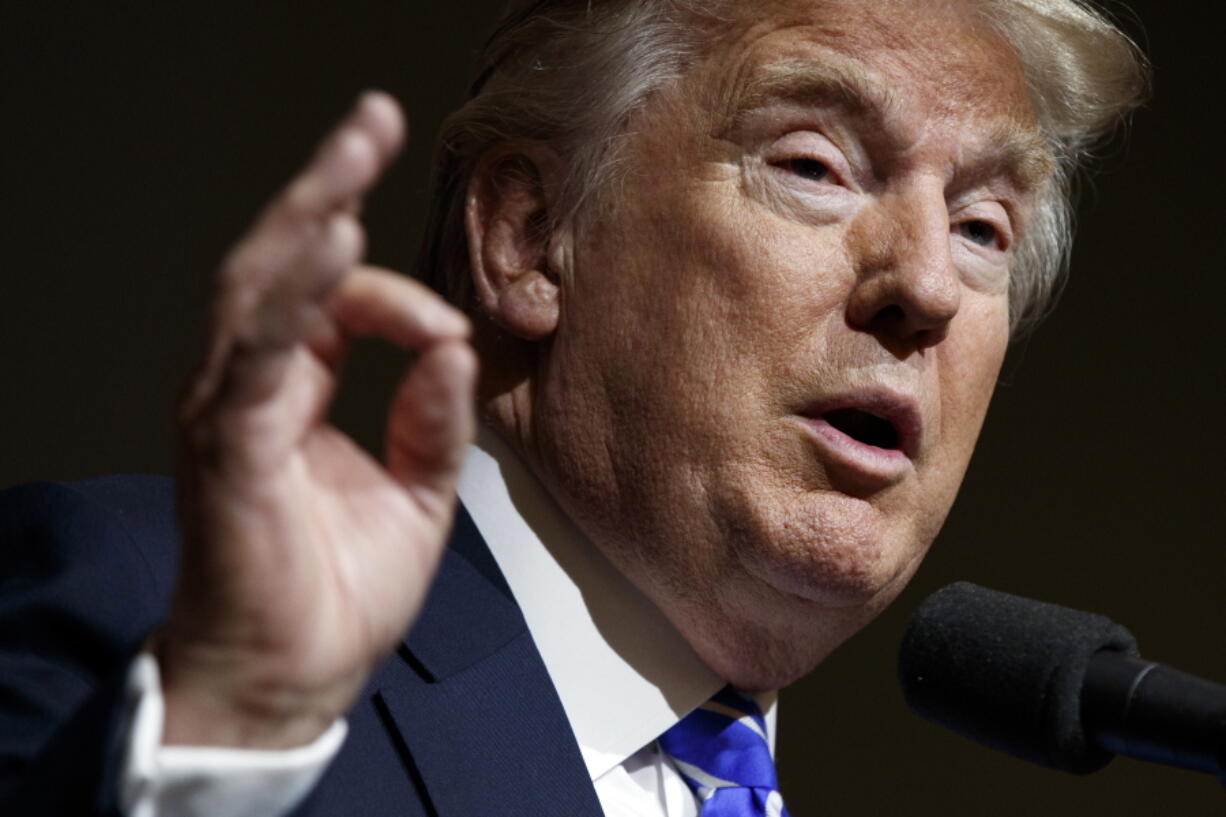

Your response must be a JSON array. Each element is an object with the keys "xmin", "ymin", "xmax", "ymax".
[{"xmin": 823, "ymin": 408, "xmax": 900, "ymax": 450}]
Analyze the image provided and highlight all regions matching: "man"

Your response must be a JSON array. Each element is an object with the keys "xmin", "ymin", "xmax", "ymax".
[{"xmin": 0, "ymin": 0, "xmax": 1147, "ymax": 815}]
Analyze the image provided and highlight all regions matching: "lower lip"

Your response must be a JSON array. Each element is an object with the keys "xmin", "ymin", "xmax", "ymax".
[{"xmin": 794, "ymin": 415, "xmax": 913, "ymax": 488}]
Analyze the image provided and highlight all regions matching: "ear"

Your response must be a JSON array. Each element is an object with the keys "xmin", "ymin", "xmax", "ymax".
[{"xmin": 465, "ymin": 145, "xmax": 564, "ymax": 341}]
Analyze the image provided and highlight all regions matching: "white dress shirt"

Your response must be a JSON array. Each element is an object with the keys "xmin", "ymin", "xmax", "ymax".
[{"xmin": 120, "ymin": 427, "xmax": 777, "ymax": 816}]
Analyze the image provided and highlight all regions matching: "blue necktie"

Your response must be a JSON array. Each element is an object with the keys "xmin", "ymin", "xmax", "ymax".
[{"xmin": 659, "ymin": 686, "xmax": 791, "ymax": 817}]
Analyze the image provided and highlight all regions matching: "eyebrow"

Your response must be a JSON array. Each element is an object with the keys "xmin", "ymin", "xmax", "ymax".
[
  {"xmin": 719, "ymin": 53, "xmax": 1055, "ymax": 193},
  {"xmin": 959, "ymin": 120, "xmax": 1055, "ymax": 194}
]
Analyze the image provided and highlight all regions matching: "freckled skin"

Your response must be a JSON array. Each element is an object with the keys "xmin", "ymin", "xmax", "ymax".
[{"xmin": 492, "ymin": 0, "xmax": 1035, "ymax": 690}]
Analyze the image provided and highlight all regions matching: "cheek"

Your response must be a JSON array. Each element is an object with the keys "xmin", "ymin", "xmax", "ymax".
[
  {"xmin": 573, "ymin": 187, "xmax": 843, "ymax": 389},
  {"xmin": 936, "ymin": 296, "xmax": 1009, "ymax": 457},
  {"xmin": 679, "ymin": 193, "xmax": 855, "ymax": 365}
]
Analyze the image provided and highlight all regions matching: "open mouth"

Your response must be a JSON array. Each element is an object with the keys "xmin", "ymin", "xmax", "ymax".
[{"xmin": 821, "ymin": 408, "xmax": 901, "ymax": 451}]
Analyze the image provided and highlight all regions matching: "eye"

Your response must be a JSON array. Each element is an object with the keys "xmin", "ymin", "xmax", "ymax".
[
  {"xmin": 958, "ymin": 220, "xmax": 999, "ymax": 248},
  {"xmin": 777, "ymin": 157, "xmax": 832, "ymax": 183}
]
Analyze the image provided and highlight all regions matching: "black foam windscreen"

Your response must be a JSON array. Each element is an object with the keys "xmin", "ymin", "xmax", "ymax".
[{"xmin": 898, "ymin": 582, "xmax": 1140, "ymax": 774}]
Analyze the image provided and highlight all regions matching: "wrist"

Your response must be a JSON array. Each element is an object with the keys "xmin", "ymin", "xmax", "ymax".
[{"xmin": 154, "ymin": 634, "xmax": 354, "ymax": 750}]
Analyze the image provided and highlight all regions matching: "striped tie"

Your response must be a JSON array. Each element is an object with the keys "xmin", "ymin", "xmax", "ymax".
[{"xmin": 659, "ymin": 686, "xmax": 790, "ymax": 817}]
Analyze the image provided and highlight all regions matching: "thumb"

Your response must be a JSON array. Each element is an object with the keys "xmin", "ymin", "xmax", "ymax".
[{"xmin": 385, "ymin": 340, "xmax": 478, "ymax": 520}]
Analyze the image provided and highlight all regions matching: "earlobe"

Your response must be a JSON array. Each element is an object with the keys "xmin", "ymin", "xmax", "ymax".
[
  {"xmin": 465, "ymin": 146, "xmax": 564, "ymax": 341},
  {"xmin": 497, "ymin": 270, "xmax": 559, "ymax": 341}
]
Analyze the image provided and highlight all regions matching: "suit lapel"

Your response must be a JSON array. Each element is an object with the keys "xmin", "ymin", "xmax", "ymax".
[{"xmin": 373, "ymin": 504, "xmax": 604, "ymax": 817}]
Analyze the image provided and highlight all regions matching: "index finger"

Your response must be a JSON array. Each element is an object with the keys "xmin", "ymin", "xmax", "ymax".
[
  {"xmin": 278, "ymin": 91, "xmax": 407, "ymax": 221},
  {"xmin": 326, "ymin": 266, "xmax": 471, "ymax": 350}
]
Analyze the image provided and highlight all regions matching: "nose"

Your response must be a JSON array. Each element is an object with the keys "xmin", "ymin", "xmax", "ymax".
[{"xmin": 844, "ymin": 191, "xmax": 961, "ymax": 351}]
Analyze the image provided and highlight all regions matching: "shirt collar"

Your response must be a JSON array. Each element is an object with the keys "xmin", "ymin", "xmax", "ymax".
[{"xmin": 456, "ymin": 426, "xmax": 731, "ymax": 780}]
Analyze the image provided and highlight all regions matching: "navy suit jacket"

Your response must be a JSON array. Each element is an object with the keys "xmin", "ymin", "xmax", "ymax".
[{"xmin": 0, "ymin": 475, "xmax": 605, "ymax": 816}]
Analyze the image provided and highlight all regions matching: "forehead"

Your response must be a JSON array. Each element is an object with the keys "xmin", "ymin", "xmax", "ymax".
[
  {"xmin": 712, "ymin": 0, "xmax": 1028, "ymax": 104},
  {"xmin": 686, "ymin": 0, "xmax": 1043, "ymax": 169}
]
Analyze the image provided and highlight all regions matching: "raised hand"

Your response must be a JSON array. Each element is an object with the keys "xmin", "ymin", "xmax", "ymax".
[{"xmin": 155, "ymin": 92, "xmax": 476, "ymax": 749}]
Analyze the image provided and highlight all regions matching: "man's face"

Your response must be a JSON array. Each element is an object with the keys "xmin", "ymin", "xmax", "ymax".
[{"xmin": 531, "ymin": 0, "xmax": 1042, "ymax": 687}]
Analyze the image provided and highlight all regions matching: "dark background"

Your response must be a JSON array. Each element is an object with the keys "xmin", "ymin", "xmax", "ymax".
[{"xmin": 2, "ymin": 2, "xmax": 1222, "ymax": 814}]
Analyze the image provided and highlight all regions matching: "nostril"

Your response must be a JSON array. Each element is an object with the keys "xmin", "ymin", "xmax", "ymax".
[
  {"xmin": 858, "ymin": 299, "xmax": 952, "ymax": 350},
  {"xmin": 870, "ymin": 304, "xmax": 906, "ymax": 328}
]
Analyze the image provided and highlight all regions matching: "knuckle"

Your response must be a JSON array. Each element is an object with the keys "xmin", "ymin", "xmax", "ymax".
[
  {"xmin": 223, "ymin": 241, "xmax": 280, "ymax": 289},
  {"xmin": 321, "ymin": 214, "xmax": 364, "ymax": 268},
  {"xmin": 281, "ymin": 178, "xmax": 322, "ymax": 219},
  {"xmin": 335, "ymin": 129, "xmax": 376, "ymax": 172}
]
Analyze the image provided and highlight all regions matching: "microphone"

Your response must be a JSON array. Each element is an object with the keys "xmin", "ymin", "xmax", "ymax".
[{"xmin": 898, "ymin": 582, "xmax": 1226, "ymax": 784}]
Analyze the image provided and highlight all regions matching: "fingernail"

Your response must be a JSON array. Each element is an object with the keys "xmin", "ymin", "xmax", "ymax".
[
  {"xmin": 357, "ymin": 89, "xmax": 388, "ymax": 109},
  {"xmin": 430, "ymin": 307, "xmax": 470, "ymax": 337}
]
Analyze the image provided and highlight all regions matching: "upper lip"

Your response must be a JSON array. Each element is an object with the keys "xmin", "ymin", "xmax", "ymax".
[{"xmin": 797, "ymin": 389, "xmax": 923, "ymax": 460}]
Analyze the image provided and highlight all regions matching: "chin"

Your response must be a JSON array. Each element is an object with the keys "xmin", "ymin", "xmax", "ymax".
[
  {"xmin": 660, "ymin": 546, "xmax": 918, "ymax": 692},
  {"xmin": 664, "ymin": 492, "xmax": 934, "ymax": 690},
  {"xmin": 726, "ymin": 483, "xmax": 931, "ymax": 608},
  {"xmin": 681, "ymin": 586, "xmax": 877, "ymax": 691},
  {"xmin": 700, "ymin": 632, "xmax": 833, "ymax": 692}
]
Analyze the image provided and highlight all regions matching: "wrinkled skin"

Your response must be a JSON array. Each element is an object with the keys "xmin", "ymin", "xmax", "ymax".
[
  {"xmin": 160, "ymin": 0, "xmax": 1043, "ymax": 751},
  {"xmin": 485, "ymin": 0, "xmax": 1040, "ymax": 690}
]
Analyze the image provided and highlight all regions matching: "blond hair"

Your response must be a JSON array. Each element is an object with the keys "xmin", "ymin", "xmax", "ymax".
[{"xmin": 417, "ymin": 0, "xmax": 1149, "ymax": 335}]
